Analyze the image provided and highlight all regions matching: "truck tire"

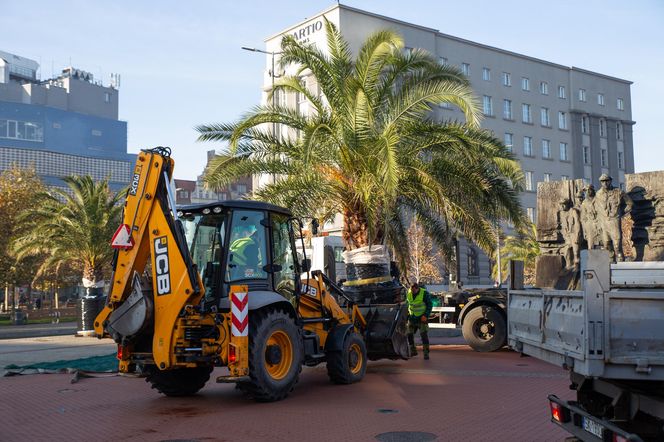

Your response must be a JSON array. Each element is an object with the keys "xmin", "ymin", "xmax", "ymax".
[
  {"xmin": 326, "ymin": 332, "xmax": 367, "ymax": 384},
  {"xmin": 145, "ymin": 365, "xmax": 213, "ymax": 397},
  {"xmin": 238, "ymin": 308, "xmax": 303, "ymax": 402},
  {"xmin": 462, "ymin": 306, "xmax": 506, "ymax": 352}
]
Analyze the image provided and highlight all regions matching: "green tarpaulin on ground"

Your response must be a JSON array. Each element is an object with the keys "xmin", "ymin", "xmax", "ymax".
[{"xmin": 4, "ymin": 353, "xmax": 117, "ymax": 372}]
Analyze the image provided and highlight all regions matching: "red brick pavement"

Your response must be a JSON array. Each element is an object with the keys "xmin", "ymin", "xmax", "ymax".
[{"xmin": 0, "ymin": 343, "xmax": 574, "ymax": 442}]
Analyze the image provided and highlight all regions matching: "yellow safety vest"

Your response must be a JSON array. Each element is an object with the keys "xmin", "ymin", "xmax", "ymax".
[
  {"xmin": 230, "ymin": 237, "xmax": 255, "ymax": 266},
  {"xmin": 407, "ymin": 288, "xmax": 426, "ymax": 317}
]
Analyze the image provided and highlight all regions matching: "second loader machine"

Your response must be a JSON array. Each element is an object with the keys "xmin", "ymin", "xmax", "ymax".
[{"xmin": 95, "ymin": 147, "xmax": 409, "ymax": 401}]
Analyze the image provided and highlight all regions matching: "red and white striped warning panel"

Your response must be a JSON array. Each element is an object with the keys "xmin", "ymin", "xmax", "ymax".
[{"xmin": 231, "ymin": 289, "xmax": 249, "ymax": 337}]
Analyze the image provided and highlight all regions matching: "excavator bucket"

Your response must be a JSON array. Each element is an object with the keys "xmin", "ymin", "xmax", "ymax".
[
  {"xmin": 310, "ymin": 271, "xmax": 410, "ymax": 360},
  {"xmin": 361, "ymin": 304, "xmax": 410, "ymax": 360}
]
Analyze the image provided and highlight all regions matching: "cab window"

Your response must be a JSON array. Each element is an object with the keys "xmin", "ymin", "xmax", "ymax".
[
  {"xmin": 271, "ymin": 214, "xmax": 297, "ymax": 299},
  {"xmin": 226, "ymin": 210, "xmax": 267, "ymax": 281},
  {"xmin": 182, "ymin": 213, "xmax": 225, "ymax": 302}
]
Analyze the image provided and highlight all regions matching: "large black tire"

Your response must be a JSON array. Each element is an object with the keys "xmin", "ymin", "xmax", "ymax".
[
  {"xmin": 238, "ymin": 308, "xmax": 303, "ymax": 402},
  {"xmin": 145, "ymin": 365, "xmax": 213, "ymax": 397},
  {"xmin": 461, "ymin": 306, "xmax": 506, "ymax": 352},
  {"xmin": 326, "ymin": 332, "xmax": 367, "ymax": 384}
]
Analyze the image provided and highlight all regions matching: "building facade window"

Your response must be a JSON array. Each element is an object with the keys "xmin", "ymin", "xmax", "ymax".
[
  {"xmin": 560, "ymin": 142, "xmax": 568, "ymax": 161},
  {"xmin": 525, "ymin": 171, "xmax": 534, "ymax": 191},
  {"xmin": 523, "ymin": 136, "xmax": 533, "ymax": 156},
  {"xmin": 578, "ymin": 88, "xmax": 586, "ymax": 102},
  {"xmin": 522, "ymin": 104, "xmax": 532, "ymax": 123},
  {"xmin": 617, "ymin": 122, "xmax": 623, "ymax": 140},
  {"xmin": 521, "ymin": 77, "xmax": 530, "ymax": 91},
  {"xmin": 601, "ymin": 149, "xmax": 608, "ymax": 167},
  {"xmin": 0, "ymin": 119, "xmax": 44, "ymax": 142},
  {"xmin": 502, "ymin": 72, "xmax": 511, "ymax": 86},
  {"xmin": 483, "ymin": 95, "xmax": 493, "ymax": 116},
  {"xmin": 467, "ymin": 247, "xmax": 479, "ymax": 277},
  {"xmin": 439, "ymin": 57, "xmax": 447, "ymax": 65},
  {"xmin": 544, "ymin": 173, "xmax": 552, "ymax": 182},
  {"xmin": 91, "ymin": 129, "xmax": 102, "ymax": 136},
  {"xmin": 617, "ymin": 98, "xmax": 624, "ymax": 110},
  {"xmin": 540, "ymin": 107, "xmax": 550, "ymax": 126},
  {"xmin": 504, "ymin": 132, "xmax": 513, "ymax": 151},
  {"xmin": 558, "ymin": 111, "xmax": 567, "ymax": 129},
  {"xmin": 583, "ymin": 146, "xmax": 591, "ymax": 164},
  {"xmin": 461, "ymin": 63, "xmax": 470, "ymax": 76},
  {"xmin": 527, "ymin": 207, "xmax": 535, "ymax": 222},
  {"xmin": 618, "ymin": 151, "xmax": 625, "ymax": 169},
  {"xmin": 581, "ymin": 116, "xmax": 589, "ymax": 133},
  {"xmin": 562, "ymin": 175, "xmax": 569, "ymax": 181},
  {"xmin": 599, "ymin": 119, "xmax": 606, "ymax": 137},
  {"xmin": 542, "ymin": 139, "xmax": 551, "ymax": 158},
  {"xmin": 558, "ymin": 85, "xmax": 566, "ymax": 99},
  {"xmin": 597, "ymin": 93, "xmax": 605, "ymax": 106},
  {"xmin": 482, "ymin": 67, "xmax": 491, "ymax": 81},
  {"xmin": 503, "ymin": 99, "xmax": 512, "ymax": 119},
  {"xmin": 104, "ymin": 92, "xmax": 111, "ymax": 103},
  {"xmin": 0, "ymin": 146, "xmax": 131, "ymax": 183},
  {"xmin": 540, "ymin": 81, "xmax": 548, "ymax": 95}
]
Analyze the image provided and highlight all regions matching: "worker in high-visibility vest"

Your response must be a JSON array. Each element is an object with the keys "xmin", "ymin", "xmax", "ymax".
[
  {"xmin": 229, "ymin": 228, "xmax": 260, "ymax": 279},
  {"xmin": 406, "ymin": 282, "xmax": 433, "ymax": 360}
]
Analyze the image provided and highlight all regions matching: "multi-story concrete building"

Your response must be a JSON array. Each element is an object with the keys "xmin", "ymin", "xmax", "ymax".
[
  {"xmin": 175, "ymin": 149, "xmax": 253, "ymax": 205},
  {"xmin": 0, "ymin": 50, "xmax": 134, "ymax": 190},
  {"xmin": 256, "ymin": 4, "xmax": 635, "ymax": 285}
]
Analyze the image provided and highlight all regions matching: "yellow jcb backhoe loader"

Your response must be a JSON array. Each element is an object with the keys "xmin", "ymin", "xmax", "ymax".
[{"xmin": 95, "ymin": 147, "xmax": 409, "ymax": 401}]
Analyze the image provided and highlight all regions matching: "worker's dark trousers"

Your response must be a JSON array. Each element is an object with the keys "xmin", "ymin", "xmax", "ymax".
[{"xmin": 407, "ymin": 320, "xmax": 430, "ymax": 355}]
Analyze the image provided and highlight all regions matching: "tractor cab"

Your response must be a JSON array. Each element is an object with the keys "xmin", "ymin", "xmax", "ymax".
[{"xmin": 179, "ymin": 200, "xmax": 302, "ymax": 308}]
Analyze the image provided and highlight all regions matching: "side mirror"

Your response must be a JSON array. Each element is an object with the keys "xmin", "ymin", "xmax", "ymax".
[{"xmin": 301, "ymin": 258, "xmax": 311, "ymax": 272}]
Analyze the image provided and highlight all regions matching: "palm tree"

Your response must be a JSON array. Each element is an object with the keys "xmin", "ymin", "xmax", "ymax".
[
  {"xmin": 197, "ymin": 20, "xmax": 525, "ymax": 265},
  {"xmin": 11, "ymin": 175, "xmax": 123, "ymax": 294},
  {"xmin": 492, "ymin": 223, "xmax": 540, "ymax": 285}
]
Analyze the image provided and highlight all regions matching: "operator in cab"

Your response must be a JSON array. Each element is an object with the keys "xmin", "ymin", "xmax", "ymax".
[
  {"xmin": 406, "ymin": 282, "xmax": 433, "ymax": 360},
  {"xmin": 229, "ymin": 225, "xmax": 261, "ymax": 280}
]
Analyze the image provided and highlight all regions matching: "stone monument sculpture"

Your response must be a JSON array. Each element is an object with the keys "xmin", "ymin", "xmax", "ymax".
[
  {"xmin": 557, "ymin": 197, "xmax": 582, "ymax": 269},
  {"xmin": 595, "ymin": 174, "xmax": 633, "ymax": 261},
  {"xmin": 580, "ymin": 184, "xmax": 601, "ymax": 249},
  {"xmin": 535, "ymin": 171, "xmax": 664, "ymax": 288}
]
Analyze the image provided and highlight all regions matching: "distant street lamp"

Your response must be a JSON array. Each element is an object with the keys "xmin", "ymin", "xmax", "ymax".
[{"xmin": 242, "ymin": 46, "xmax": 283, "ymax": 185}]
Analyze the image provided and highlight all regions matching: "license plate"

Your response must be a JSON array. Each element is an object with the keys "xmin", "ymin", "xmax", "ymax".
[{"xmin": 582, "ymin": 416, "xmax": 604, "ymax": 438}]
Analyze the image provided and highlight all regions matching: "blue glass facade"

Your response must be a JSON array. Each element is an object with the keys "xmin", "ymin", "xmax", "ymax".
[{"xmin": 0, "ymin": 101, "xmax": 134, "ymax": 190}]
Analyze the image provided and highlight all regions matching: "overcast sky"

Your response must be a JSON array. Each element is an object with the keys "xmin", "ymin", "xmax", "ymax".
[{"xmin": 4, "ymin": 0, "xmax": 663, "ymax": 180}]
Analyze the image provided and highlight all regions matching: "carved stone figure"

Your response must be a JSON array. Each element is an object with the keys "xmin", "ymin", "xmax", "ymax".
[
  {"xmin": 558, "ymin": 197, "xmax": 582, "ymax": 269},
  {"xmin": 580, "ymin": 184, "xmax": 601, "ymax": 249},
  {"xmin": 595, "ymin": 174, "xmax": 633, "ymax": 261}
]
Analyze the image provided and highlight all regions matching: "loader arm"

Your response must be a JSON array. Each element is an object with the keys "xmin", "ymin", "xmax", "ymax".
[{"xmin": 95, "ymin": 147, "xmax": 204, "ymax": 370}]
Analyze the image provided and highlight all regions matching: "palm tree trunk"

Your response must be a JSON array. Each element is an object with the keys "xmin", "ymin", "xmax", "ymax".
[
  {"xmin": 82, "ymin": 262, "xmax": 105, "ymax": 297},
  {"xmin": 342, "ymin": 206, "xmax": 369, "ymax": 249},
  {"xmin": 342, "ymin": 205, "xmax": 385, "ymax": 249}
]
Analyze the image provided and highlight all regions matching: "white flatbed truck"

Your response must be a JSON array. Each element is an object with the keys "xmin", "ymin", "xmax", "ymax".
[{"xmin": 508, "ymin": 250, "xmax": 664, "ymax": 441}]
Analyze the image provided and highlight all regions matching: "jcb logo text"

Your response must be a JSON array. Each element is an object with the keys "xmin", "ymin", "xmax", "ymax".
[{"xmin": 154, "ymin": 236, "xmax": 171, "ymax": 295}]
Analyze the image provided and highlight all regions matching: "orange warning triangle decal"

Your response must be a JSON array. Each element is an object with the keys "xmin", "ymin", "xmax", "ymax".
[{"xmin": 111, "ymin": 224, "xmax": 134, "ymax": 249}]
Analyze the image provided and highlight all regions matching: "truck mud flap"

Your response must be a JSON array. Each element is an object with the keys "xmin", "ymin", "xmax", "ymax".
[{"xmin": 361, "ymin": 304, "xmax": 410, "ymax": 360}]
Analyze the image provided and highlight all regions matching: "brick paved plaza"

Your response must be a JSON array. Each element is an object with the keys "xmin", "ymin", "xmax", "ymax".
[{"xmin": 0, "ymin": 338, "xmax": 573, "ymax": 441}]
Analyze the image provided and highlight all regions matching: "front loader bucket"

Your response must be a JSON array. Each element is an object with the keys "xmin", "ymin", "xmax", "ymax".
[{"xmin": 361, "ymin": 303, "xmax": 410, "ymax": 360}]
